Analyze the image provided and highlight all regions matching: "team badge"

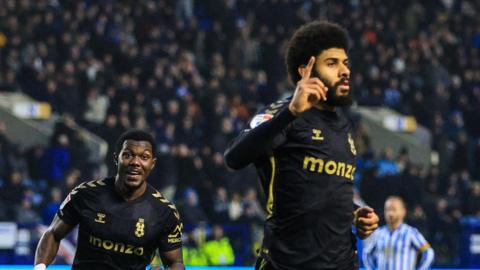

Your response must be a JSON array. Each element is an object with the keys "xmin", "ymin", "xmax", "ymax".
[
  {"xmin": 135, "ymin": 218, "xmax": 145, "ymax": 237},
  {"xmin": 348, "ymin": 133, "xmax": 357, "ymax": 156}
]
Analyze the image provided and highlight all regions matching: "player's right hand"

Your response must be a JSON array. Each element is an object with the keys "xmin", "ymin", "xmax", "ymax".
[
  {"xmin": 288, "ymin": 56, "xmax": 328, "ymax": 116},
  {"xmin": 354, "ymin": 206, "xmax": 379, "ymax": 239}
]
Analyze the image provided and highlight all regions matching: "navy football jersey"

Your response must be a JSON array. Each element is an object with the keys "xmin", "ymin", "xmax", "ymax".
[
  {"xmin": 225, "ymin": 98, "xmax": 357, "ymax": 269},
  {"xmin": 58, "ymin": 177, "xmax": 182, "ymax": 270}
]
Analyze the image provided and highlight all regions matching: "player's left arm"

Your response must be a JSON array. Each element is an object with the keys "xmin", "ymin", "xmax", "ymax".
[
  {"xmin": 157, "ymin": 208, "xmax": 184, "ymax": 269},
  {"xmin": 34, "ymin": 215, "xmax": 75, "ymax": 267},
  {"xmin": 353, "ymin": 206, "xmax": 379, "ymax": 239},
  {"xmin": 160, "ymin": 247, "xmax": 184, "ymax": 270},
  {"xmin": 411, "ymin": 228, "xmax": 435, "ymax": 270}
]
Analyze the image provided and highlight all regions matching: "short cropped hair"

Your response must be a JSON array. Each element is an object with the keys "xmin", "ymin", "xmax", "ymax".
[
  {"xmin": 285, "ymin": 21, "xmax": 349, "ymax": 84},
  {"xmin": 385, "ymin": 196, "xmax": 406, "ymax": 209},
  {"xmin": 115, "ymin": 129, "xmax": 157, "ymax": 157}
]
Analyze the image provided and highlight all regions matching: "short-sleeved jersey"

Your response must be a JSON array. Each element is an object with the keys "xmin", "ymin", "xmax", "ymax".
[
  {"xmin": 57, "ymin": 177, "xmax": 182, "ymax": 270},
  {"xmin": 225, "ymin": 99, "xmax": 358, "ymax": 269},
  {"xmin": 363, "ymin": 224, "xmax": 435, "ymax": 270}
]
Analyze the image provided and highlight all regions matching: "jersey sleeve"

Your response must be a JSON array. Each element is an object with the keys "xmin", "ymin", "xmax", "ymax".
[
  {"xmin": 157, "ymin": 208, "xmax": 183, "ymax": 252},
  {"xmin": 410, "ymin": 228, "xmax": 434, "ymax": 270},
  {"xmin": 57, "ymin": 184, "xmax": 84, "ymax": 225},
  {"xmin": 224, "ymin": 100, "xmax": 295, "ymax": 170},
  {"xmin": 410, "ymin": 227, "xmax": 429, "ymax": 250}
]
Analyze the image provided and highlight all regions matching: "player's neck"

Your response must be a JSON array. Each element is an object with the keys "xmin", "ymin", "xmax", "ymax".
[
  {"xmin": 314, "ymin": 102, "xmax": 335, "ymax": 111},
  {"xmin": 114, "ymin": 176, "xmax": 147, "ymax": 202},
  {"xmin": 388, "ymin": 222, "xmax": 402, "ymax": 232}
]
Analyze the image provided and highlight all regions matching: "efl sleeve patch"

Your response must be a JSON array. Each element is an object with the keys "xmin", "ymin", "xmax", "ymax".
[{"xmin": 250, "ymin": 113, "xmax": 273, "ymax": 129}]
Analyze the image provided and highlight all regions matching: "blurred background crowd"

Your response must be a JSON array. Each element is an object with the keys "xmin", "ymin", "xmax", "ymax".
[{"xmin": 0, "ymin": 0, "xmax": 479, "ymax": 266}]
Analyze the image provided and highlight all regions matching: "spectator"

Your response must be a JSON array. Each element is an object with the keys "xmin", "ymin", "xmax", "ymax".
[
  {"xmin": 466, "ymin": 182, "xmax": 480, "ymax": 217},
  {"xmin": 211, "ymin": 187, "xmax": 230, "ymax": 223},
  {"xmin": 59, "ymin": 169, "xmax": 81, "ymax": 199},
  {"xmin": 0, "ymin": 199, "xmax": 8, "ymax": 221},
  {"xmin": 25, "ymin": 145, "xmax": 46, "ymax": 182},
  {"xmin": 0, "ymin": 170, "xmax": 26, "ymax": 209},
  {"xmin": 41, "ymin": 187, "xmax": 62, "ymax": 225},
  {"xmin": 183, "ymin": 230, "xmax": 208, "ymax": 266},
  {"xmin": 42, "ymin": 133, "xmax": 71, "ymax": 184},
  {"xmin": 228, "ymin": 192, "xmax": 243, "ymax": 222},
  {"xmin": 203, "ymin": 225, "xmax": 235, "ymax": 266},
  {"xmin": 377, "ymin": 147, "xmax": 398, "ymax": 177},
  {"xmin": 15, "ymin": 198, "xmax": 41, "ymax": 224},
  {"xmin": 0, "ymin": 121, "xmax": 14, "ymax": 180},
  {"xmin": 82, "ymin": 87, "xmax": 109, "ymax": 129},
  {"xmin": 180, "ymin": 188, "xmax": 208, "ymax": 225},
  {"xmin": 241, "ymin": 188, "xmax": 265, "ymax": 224}
]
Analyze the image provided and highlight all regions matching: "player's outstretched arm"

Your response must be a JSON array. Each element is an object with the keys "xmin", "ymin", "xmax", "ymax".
[
  {"xmin": 34, "ymin": 214, "xmax": 74, "ymax": 268},
  {"xmin": 160, "ymin": 247, "xmax": 185, "ymax": 270}
]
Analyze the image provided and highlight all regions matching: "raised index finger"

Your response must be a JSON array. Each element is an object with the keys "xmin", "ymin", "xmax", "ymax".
[{"xmin": 302, "ymin": 56, "xmax": 316, "ymax": 80}]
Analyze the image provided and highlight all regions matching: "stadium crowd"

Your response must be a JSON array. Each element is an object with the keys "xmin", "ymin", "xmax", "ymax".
[{"xmin": 0, "ymin": 0, "xmax": 479, "ymax": 266}]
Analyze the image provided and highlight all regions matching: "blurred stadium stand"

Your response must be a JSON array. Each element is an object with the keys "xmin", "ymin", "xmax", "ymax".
[
  {"xmin": 0, "ymin": 92, "xmax": 108, "ymax": 165},
  {"xmin": 354, "ymin": 106, "xmax": 431, "ymax": 166}
]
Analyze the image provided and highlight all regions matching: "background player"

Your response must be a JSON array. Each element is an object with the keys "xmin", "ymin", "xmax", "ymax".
[
  {"xmin": 225, "ymin": 21, "xmax": 379, "ymax": 269},
  {"xmin": 34, "ymin": 130, "xmax": 184, "ymax": 270},
  {"xmin": 363, "ymin": 196, "xmax": 434, "ymax": 270}
]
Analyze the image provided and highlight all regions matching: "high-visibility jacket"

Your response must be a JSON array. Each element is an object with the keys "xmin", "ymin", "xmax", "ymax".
[
  {"xmin": 183, "ymin": 246, "xmax": 209, "ymax": 266},
  {"xmin": 203, "ymin": 237, "xmax": 235, "ymax": 265}
]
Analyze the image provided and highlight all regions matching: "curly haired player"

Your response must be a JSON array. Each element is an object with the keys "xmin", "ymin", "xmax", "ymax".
[{"xmin": 225, "ymin": 21, "xmax": 379, "ymax": 270}]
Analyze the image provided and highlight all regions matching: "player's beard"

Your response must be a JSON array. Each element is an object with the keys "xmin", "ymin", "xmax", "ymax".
[
  {"xmin": 325, "ymin": 78, "xmax": 353, "ymax": 107},
  {"xmin": 312, "ymin": 70, "xmax": 353, "ymax": 106}
]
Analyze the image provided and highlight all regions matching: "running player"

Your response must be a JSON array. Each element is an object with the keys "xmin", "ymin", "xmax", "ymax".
[{"xmin": 34, "ymin": 129, "xmax": 184, "ymax": 270}]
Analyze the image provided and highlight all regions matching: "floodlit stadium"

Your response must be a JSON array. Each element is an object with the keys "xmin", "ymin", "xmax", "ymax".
[{"xmin": 0, "ymin": 0, "xmax": 479, "ymax": 269}]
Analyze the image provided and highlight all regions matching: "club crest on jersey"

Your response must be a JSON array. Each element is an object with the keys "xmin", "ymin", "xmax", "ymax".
[
  {"xmin": 250, "ymin": 114, "xmax": 273, "ymax": 128},
  {"xmin": 135, "ymin": 218, "xmax": 145, "ymax": 237},
  {"xmin": 348, "ymin": 133, "xmax": 357, "ymax": 156}
]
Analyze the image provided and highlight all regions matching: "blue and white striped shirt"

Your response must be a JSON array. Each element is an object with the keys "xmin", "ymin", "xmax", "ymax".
[{"xmin": 363, "ymin": 223, "xmax": 434, "ymax": 270}]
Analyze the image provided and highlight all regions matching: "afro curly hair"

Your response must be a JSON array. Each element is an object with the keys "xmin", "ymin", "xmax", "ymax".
[{"xmin": 285, "ymin": 21, "xmax": 349, "ymax": 84}]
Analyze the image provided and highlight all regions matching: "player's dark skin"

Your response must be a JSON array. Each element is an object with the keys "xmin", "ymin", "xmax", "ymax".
[{"xmin": 35, "ymin": 140, "xmax": 184, "ymax": 270}]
